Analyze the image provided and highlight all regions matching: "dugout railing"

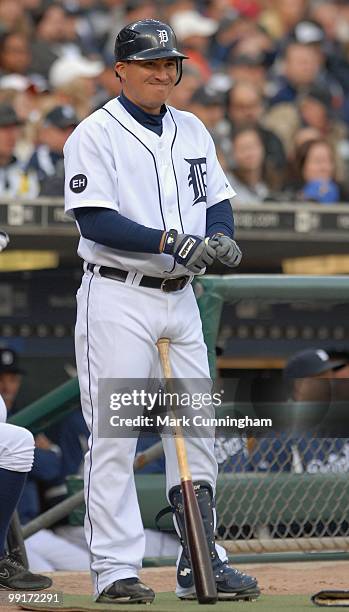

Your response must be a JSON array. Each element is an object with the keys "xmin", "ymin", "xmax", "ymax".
[{"xmin": 8, "ymin": 275, "xmax": 349, "ymax": 560}]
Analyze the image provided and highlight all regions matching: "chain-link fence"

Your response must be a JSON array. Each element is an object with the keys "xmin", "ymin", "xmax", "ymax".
[{"xmin": 215, "ymin": 435, "xmax": 349, "ymax": 549}]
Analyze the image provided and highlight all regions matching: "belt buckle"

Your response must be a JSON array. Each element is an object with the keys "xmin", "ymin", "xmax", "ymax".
[{"xmin": 160, "ymin": 276, "xmax": 190, "ymax": 293}]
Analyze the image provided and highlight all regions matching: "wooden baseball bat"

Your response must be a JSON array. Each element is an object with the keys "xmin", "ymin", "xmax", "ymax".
[{"xmin": 157, "ymin": 338, "xmax": 217, "ymax": 605}]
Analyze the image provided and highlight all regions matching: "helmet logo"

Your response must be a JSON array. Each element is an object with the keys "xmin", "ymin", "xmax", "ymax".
[{"xmin": 157, "ymin": 29, "xmax": 169, "ymax": 46}]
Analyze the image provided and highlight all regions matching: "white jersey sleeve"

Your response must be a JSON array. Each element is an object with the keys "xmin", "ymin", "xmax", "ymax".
[
  {"xmin": 64, "ymin": 114, "xmax": 119, "ymax": 217},
  {"xmin": 204, "ymin": 126, "xmax": 236, "ymax": 208},
  {"xmin": 0, "ymin": 393, "xmax": 7, "ymax": 423}
]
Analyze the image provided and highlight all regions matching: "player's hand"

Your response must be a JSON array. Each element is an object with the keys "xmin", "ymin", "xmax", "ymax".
[
  {"xmin": 162, "ymin": 230, "xmax": 216, "ymax": 273},
  {"xmin": 208, "ymin": 235, "xmax": 242, "ymax": 268},
  {"xmin": 0, "ymin": 231, "xmax": 9, "ymax": 252},
  {"xmin": 35, "ymin": 433, "xmax": 53, "ymax": 450}
]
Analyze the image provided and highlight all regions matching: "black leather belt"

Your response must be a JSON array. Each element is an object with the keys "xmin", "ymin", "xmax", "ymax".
[{"xmin": 86, "ymin": 263, "xmax": 191, "ymax": 293}]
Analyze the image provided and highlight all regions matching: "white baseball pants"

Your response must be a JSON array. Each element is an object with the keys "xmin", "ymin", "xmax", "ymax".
[{"xmin": 75, "ymin": 271, "xmax": 218, "ymax": 596}]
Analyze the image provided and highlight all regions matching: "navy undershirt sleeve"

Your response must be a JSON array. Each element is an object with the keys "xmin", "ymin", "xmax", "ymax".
[
  {"xmin": 206, "ymin": 199, "xmax": 234, "ymax": 238},
  {"xmin": 74, "ymin": 199, "xmax": 234, "ymax": 254},
  {"xmin": 74, "ymin": 207, "xmax": 163, "ymax": 253}
]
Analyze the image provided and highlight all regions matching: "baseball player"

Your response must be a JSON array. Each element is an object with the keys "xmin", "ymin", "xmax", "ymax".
[
  {"xmin": 0, "ymin": 231, "xmax": 51, "ymax": 591},
  {"xmin": 64, "ymin": 19, "xmax": 260, "ymax": 604}
]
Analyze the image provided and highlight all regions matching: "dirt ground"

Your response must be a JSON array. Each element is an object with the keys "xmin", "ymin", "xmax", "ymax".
[
  {"xmin": 2, "ymin": 561, "xmax": 349, "ymax": 611},
  {"xmin": 57, "ymin": 561, "xmax": 349, "ymax": 595}
]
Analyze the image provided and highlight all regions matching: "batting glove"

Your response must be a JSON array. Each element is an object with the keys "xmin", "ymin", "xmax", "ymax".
[
  {"xmin": 0, "ymin": 231, "xmax": 9, "ymax": 252},
  {"xmin": 208, "ymin": 234, "xmax": 242, "ymax": 268},
  {"xmin": 161, "ymin": 229, "xmax": 216, "ymax": 274}
]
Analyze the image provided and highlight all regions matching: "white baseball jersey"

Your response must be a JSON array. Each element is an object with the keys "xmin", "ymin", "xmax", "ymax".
[
  {"xmin": 64, "ymin": 97, "xmax": 235, "ymax": 276},
  {"xmin": 0, "ymin": 393, "xmax": 6, "ymax": 423}
]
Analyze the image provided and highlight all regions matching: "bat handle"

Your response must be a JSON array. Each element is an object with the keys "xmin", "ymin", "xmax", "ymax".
[
  {"xmin": 157, "ymin": 337, "xmax": 172, "ymax": 378},
  {"xmin": 157, "ymin": 338, "xmax": 192, "ymax": 482}
]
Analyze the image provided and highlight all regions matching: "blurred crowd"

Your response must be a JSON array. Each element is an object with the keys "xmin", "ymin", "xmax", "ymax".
[{"xmin": 1, "ymin": 0, "xmax": 349, "ymax": 203}]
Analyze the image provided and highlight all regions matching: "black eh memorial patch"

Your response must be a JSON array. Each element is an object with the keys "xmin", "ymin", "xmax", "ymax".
[{"xmin": 70, "ymin": 174, "xmax": 88, "ymax": 193}]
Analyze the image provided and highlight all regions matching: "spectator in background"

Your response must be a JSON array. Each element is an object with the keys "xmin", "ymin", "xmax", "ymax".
[
  {"xmin": 226, "ymin": 53, "xmax": 269, "ymax": 92},
  {"xmin": 227, "ymin": 81, "xmax": 264, "ymax": 125},
  {"xmin": 29, "ymin": 3, "xmax": 69, "ymax": 79},
  {"xmin": 293, "ymin": 87, "xmax": 349, "ymax": 171},
  {"xmin": 0, "ymin": 102, "xmax": 39, "ymax": 197},
  {"xmin": 204, "ymin": 0, "xmax": 241, "ymax": 22},
  {"xmin": 0, "ymin": 32, "xmax": 32, "ymax": 77},
  {"xmin": 270, "ymin": 41, "xmax": 321, "ymax": 106},
  {"xmin": 0, "ymin": 74, "xmax": 49, "ymax": 123},
  {"xmin": 230, "ymin": 23, "xmax": 275, "ymax": 61},
  {"xmin": 227, "ymin": 125, "xmax": 283, "ymax": 205},
  {"xmin": 188, "ymin": 84, "xmax": 227, "ymax": 141},
  {"xmin": 121, "ymin": 0, "xmax": 157, "ymax": 25},
  {"xmin": 0, "ymin": 0, "xmax": 32, "ymax": 36},
  {"xmin": 288, "ymin": 138, "xmax": 348, "ymax": 203},
  {"xmin": 269, "ymin": 29, "xmax": 343, "ymax": 109},
  {"xmin": 171, "ymin": 9, "xmax": 218, "ymax": 79},
  {"xmin": 259, "ymin": 0, "xmax": 308, "ymax": 41},
  {"xmin": 25, "ymin": 104, "xmax": 79, "ymax": 196},
  {"xmin": 336, "ymin": 0, "xmax": 349, "ymax": 47},
  {"xmin": 167, "ymin": 63, "xmax": 203, "ymax": 111},
  {"xmin": 227, "ymin": 80, "xmax": 287, "ymax": 173},
  {"xmin": 307, "ymin": 6, "xmax": 349, "ymax": 97},
  {"xmin": 310, "ymin": 1, "xmax": 340, "ymax": 47},
  {"xmin": 0, "ymin": 75, "xmax": 51, "ymax": 167},
  {"xmin": 285, "ymin": 127, "xmax": 322, "ymax": 189},
  {"xmin": 264, "ymin": 85, "xmax": 349, "ymax": 182},
  {"xmin": 92, "ymin": 65, "xmax": 122, "ymax": 110},
  {"xmin": 292, "ymin": 126, "xmax": 321, "ymax": 151},
  {"xmin": 209, "ymin": 14, "xmax": 271, "ymax": 68},
  {"xmin": 61, "ymin": 2, "xmax": 107, "ymax": 58},
  {"xmin": 48, "ymin": 55, "xmax": 104, "ymax": 119},
  {"xmin": 161, "ymin": 0, "xmax": 196, "ymax": 26},
  {"xmin": 60, "ymin": 4, "xmax": 103, "ymax": 59}
]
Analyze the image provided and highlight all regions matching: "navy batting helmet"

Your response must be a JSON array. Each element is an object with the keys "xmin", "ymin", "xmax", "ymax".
[{"xmin": 114, "ymin": 19, "xmax": 188, "ymax": 84}]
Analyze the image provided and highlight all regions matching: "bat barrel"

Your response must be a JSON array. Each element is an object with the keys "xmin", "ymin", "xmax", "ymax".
[{"xmin": 182, "ymin": 480, "xmax": 217, "ymax": 604}]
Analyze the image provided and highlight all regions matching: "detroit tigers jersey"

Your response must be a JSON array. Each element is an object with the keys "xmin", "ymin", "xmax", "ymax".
[{"xmin": 64, "ymin": 97, "xmax": 235, "ymax": 276}]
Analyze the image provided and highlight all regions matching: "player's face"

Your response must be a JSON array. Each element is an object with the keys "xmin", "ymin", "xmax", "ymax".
[{"xmin": 115, "ymin": 58, "xmax": 178, "ymax": 114}]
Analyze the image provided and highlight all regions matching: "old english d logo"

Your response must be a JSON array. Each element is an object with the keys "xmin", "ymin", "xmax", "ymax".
[{"xmin": 185, "ymin": 158, "xmax": 207, "ymax": 205}]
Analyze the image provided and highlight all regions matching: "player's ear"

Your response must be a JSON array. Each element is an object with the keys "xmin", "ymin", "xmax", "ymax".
[{"xmin": 115, "ymin": 61, "xmax": 126, "ymax": 82}]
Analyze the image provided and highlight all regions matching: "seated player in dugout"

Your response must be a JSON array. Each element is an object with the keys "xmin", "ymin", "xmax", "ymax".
[
  {"xmin": 0, "ymin": 237, "xmax": 51, "ymax": 591},
  {"xmin": 284, "ymin": 348, "xmax": 349, "ymax": 475},
  {"xmin": 64, "ymin": 19, "xmax": 260, "ymax": 604}
]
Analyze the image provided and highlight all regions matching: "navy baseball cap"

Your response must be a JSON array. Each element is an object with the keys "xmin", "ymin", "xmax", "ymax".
[
  {"xmin": 0, "ymin": 348, "xmax": 25, "ymax": 374},
  {"xmin": 284, "ymin": 349, "xmax": 347, "ymax": 379},
  {"xmin": 191, "ymin": 85, "xmax": 225, "ymax": 107},
  {"xmin": 228, "ymin": 53, "xmax": 268, "ymax": 67},
  {"xmin": 43, "ymin": 105, "xmax": 79, "ymax": 129},
  {"xmin": 0, "ymin": 103, "xmax": 23, "ymax": 127}
]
